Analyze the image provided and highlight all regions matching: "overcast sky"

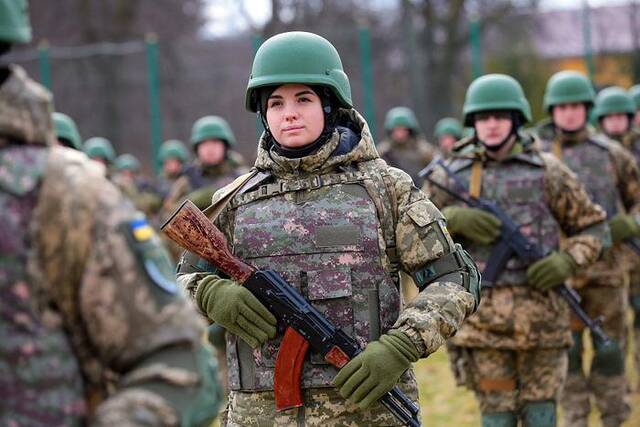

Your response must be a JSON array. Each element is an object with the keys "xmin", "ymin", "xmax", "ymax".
[{"xmin": 203, "ymin": 0, "xmax": 634, "ymax": 37}]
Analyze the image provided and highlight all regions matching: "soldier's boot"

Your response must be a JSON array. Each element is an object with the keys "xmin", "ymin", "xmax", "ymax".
[
  {"xmin": 481, "ymin": 412, "xmax": 517, "ymax": 427},
  {"xmin": 521, "ymin": 400, "xmax": 556, "ymax": 427},
  {"xmin": 560, "ymin": 332, "xmax": 589, "ymax": 427},
  {"xmin": 590, "ymin": 338, "xmax": 629, "ymax": 427}
]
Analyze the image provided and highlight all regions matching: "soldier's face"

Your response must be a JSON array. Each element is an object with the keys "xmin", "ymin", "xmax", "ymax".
[
  {"xmin": 391, "ymin": 127, "xmax": 410, "ymax": 142},
  {"xmin": 438, "ymin": 134, "xmax": 457, "ymax": 153},
  {"xmin": 163, "ymin": 158, "xmax": 183, "ymax": 176},
  {"xmin": 197, "ymin": 139, "xmax": 226, "ymax": 166},
  {"xmin": 601, "ymin": 113, "xmax": 630, "ymax": 137},
  {"xmin": 634, "ymin": 110, "xmax": 640, "ymax": 128},
  {"xmin": 552, "ymin": 103, "xmax": 587, "ymax": 131},
  {"xmin": 474, "ymin": 112, "xmax": 512, "ymax": 147},
  {"xmin": 266, "ymin": 84, "xmax": 325, "ymax": 149}
]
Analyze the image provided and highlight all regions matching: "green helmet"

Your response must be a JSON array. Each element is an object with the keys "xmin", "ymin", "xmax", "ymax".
[
  {"xmin": 84, "ymin": 137, "xmax": 116, "ymax": 163},
  {"xmin": 52, "ymin": 112, "xmax": 82, "ymax": 150},
  {"xmin": 190, "ymin": 115, "xmax": 236, "ymax": 148},
  {"xmin": 384, "ymin": 107, "xmax": 420, "ymax": 133},
  {"xmin": 629, "ymin": 84, "xmax": 640, "ymax": 110},
  {"xmin": 543, "ymin": 70, "xmax": 595, "ymax": 111},
  {"xmin": 592, "ymin": 86, "xmax": 635, "ymax": 120},
  {"xmin": 434, "ymin": 117, "xmax": 463, "ymax": 139},
  {"xmin": 0, "ymin": 0, "xmax": 31, "ymax": 44},
  {"xmin": 463, "ymin": 74, "xmax": 532, "ymax": 126},
  {"xmin": 159, "ymin": 139, "xmax": 188, "ymax": 163},
  {"xmin": 246, "ymin": 31, "xmax": 352, "ymax": 112},
  {"xmin": 115, "ymin": 154, "xmax": 140, "ymax": 172}
]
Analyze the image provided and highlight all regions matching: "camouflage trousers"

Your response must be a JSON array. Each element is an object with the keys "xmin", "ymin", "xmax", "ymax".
[
  {"xmin": 462, "ymin": 347, "xmax": 566, "ymax": 414},
  {"xmin": 630, "ymin": 263, "xmax": 640, "ymax": 391},
  {"xmin": 221, "ymin": 379, "xmax": 419, "ymax": 426},
  {"xmin": 560, "ymin": 286, "xmax": 630, "ymax": 427}
]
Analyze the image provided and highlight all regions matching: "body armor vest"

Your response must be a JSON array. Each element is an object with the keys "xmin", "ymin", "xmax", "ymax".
[
  {"xmin": 448, "ymin": 154, "xmax": 560, "ymax": 286},
  {"xmin": 226, "ymin": 167, "xmax": 400, "ymax": 391},
  {"xmin": 184, "ymin": 163, "xmax": 238, "ymax": 192},
  {"xmin": 0, "ymin": 146, "xmax": 85, "ymax": 425},
  {"xmin": 543, "ymin": 138, "xmax": 621, "ymax": 218}
]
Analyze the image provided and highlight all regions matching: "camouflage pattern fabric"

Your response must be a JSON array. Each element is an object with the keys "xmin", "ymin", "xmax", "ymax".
[
  {"xmin": 425, "ymin": 137, "xmax": 606, "ymax": 349},
  {"xmin": 560, "ymin": 286, "xmax": 631, "ymax": 427},
  {"xmin": 0, "ymin": 65, "xmax": 216, "ymax": 425},
  {"xmin": 223, "ymin": 380, "xmax": 419, "ymax": 426},
  {"xmin": 112, "ymin": 172, "xmax": 162, "ymax": 219},
  {"xmin": 536, "ymin": 123, "xmax": 639, "ymax": 427},
  {"xmin": 377, "ymin": 136, "xmax": 440, "ymax": 185},
  {"xmin": 464, "ymin": 347, "xmax": 567, "ymax": 413},
  {"xmin": 178, "ymin": 108, "xmax": 477, "ymax": 424}
]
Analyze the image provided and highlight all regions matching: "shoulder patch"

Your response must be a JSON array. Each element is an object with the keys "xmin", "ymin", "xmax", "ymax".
[{"xmin": 122, "ymin": 216, "xmax": 179, "ymax": 296}]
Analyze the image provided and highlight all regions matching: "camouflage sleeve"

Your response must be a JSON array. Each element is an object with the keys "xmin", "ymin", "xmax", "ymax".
[
  {"xmin": 33, "ymin": 149, "xmax": 219, "ymax": 425},
  {"xmin": 609, "ymin": 141, "xmax": 640, "ymax": 214},
  {"xmin": 162, "ymin": 174, "xmax": 190, "ymax": 214},
  {"xmin": 540, "ymin": 152, "xmax": 607, "ymax": 267},
  {"xmin": 388, "ymin": 167, "xmax": 477, "ymax": 357}
]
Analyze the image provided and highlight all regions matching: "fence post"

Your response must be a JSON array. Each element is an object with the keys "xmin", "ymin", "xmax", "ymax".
[
  {"xmin": 469, "ymin": 17, "xmax": 483, "ymax": 79},
  {"xmin": 145, "ymin": 34, "xmax": 163, "ymax": 173},
  {"xmin": 582, "ymin": 0, "xmax": 595, "ymax": 81},
  {"xmin": 38, "ymin": 40, "xmax": 51, "ymax": 90}
]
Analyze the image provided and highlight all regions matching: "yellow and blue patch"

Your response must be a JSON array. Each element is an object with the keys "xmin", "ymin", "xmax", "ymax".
[{"xmin": 131, "ymin": 218, "xmax": 155, "ymax": 241}]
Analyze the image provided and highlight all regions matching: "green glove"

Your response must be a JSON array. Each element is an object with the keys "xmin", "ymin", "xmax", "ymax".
[
  {"xmin": 608, "ymin": 213, "xmax": 640, "ymax": 243},
  {"xmin": 526, "ymin": 251, "xmax": 577, "ymax": 291},
  {"xmin": 196, "ymin": 276, "xmax": 277, "ymax": 348},
  {"xmin": 442, "ymin": 206, "xmax": 502, "ymax": 245},
  {"xmin": 187, "ymin": 187, "xmax": 216, "ymax": 210},
  {"xmin": 333, "ymin": 330, "xmax": 419, "ymax": 410}
]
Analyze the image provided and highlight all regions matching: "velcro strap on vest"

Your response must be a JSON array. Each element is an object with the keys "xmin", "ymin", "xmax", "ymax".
[{"xmin": 477, "ymin": 377, "xmax": 517, "ymax": 392}]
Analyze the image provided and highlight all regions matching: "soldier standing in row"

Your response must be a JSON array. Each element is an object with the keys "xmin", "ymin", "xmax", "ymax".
[
  {"xmin": 52, "ymin": 111, "xmax": 82, "ymax": 150},
  {"xmin": 83, "ymin": 136, "xmax": 116, "ymax": 173},
  {"xmin": 426, "ymin": 74, "xmax": 608, "ymax": 427},
  {"xmin": 0, "ymin": 1, "xmax": 221, "ymax": 425},
  {"xmin": 163, "ymin": 115, "xmax": 243, "ymax": 212},
  {"xmin": 536, "ymin": 71, "xmax": 640, "ymax": 427},
  {"xmin": 113, "ymin": 153, "xmax": 162, "ymax": 218},
  {"xmin": 434, "ymin": 117, "xmax": 463, "ymax": 157},
  {"xmin": 377, "ymin": 106, "xmax": 439, "ymax": 184},
  {"xmin": 157, "ymin": 139, "xmax": 189, "ymax": 202},
  {"xmin": 630, "ymin": 84, "xmax": 640, "ymax": 129},
  {"xmin": 592, "ymin": 86, "xmax": 640, "ymax": 392},
  {"xmin": 177, "ymin": 31, "xmax": 480, "ymax": 426}
]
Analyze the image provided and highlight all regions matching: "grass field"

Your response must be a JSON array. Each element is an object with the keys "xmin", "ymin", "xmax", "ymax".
[{"xmin": 415, "ymin": 334, "xmax": 640, "ymax": 427}]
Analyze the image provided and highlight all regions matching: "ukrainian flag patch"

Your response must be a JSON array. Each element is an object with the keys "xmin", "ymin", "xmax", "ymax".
[{"xmin": 131, "ymin": 218, "xmax": 154, "ymax": 241}]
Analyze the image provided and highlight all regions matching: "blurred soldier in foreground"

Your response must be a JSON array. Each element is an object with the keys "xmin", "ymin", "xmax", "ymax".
[
  {"xmin": 536, "ymin": 71, "xmax": 640, "ymax": 427},
  {"xmin": 427, "ymin": 74, "xmax": 607, "ymax": 427},
  {"xmin": 377, "ymin": 106, "xmax": 439, "ymax": 184},
  {"xmin": 434, "ymin": 117, "xmax": 463, "ymax": 156},
  {"xmin": 163, "ymin": 115, "xmax": 243, "ymax": 213},
  {"xmin": 52, "ymin": 111, "xmax": 82, "ymax": 150},
  {"xmin": 0, "ymin": 1, "xmax": 221, "ymax": 424}
]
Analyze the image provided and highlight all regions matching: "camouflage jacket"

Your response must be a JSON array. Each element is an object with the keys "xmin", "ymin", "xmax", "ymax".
[
  {"xmin": 536, "ymin": 122, "xmax": 640, "ymax": 288},
  {"xmin": 177, "ymin": 109, "xmax": 477, "ymax": 398},
  {"xmin": 0, "ymin": 65, "xmax": 218, "ymax": 426},
  {"xmin": 425, "ymin": 136, "xmax": 607, "ymax": 349},
  {"xmin": 377, "ymin": 135, "xmax": 440, "ymax": 185}
]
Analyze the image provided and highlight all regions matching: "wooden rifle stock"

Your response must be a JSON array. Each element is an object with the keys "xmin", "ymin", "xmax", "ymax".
[{"xmin": 162, "ymin": 200, "xmax": 254, "ymax": 282}]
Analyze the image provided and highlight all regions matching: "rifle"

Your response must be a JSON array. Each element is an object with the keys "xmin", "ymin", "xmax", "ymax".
[
  {"xmin": 419, "ymin": 158, "xmax": 611, "ymax": 345},
  {"xmin": 162, "ymin": 200, "xmax": 421, "ymax": 427}
]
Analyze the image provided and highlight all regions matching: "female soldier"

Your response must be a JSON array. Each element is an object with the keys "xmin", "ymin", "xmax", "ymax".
[{"xmin": 177, "ymin": 31, "xmax": 479, "ymax": 426}]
